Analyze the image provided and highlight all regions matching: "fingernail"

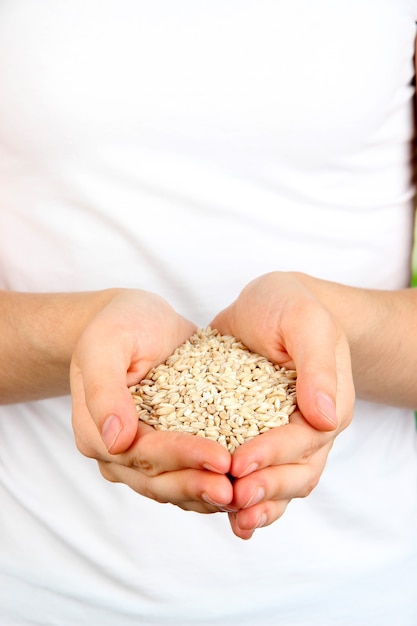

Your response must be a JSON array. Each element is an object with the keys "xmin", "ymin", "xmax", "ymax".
[
  {"xmin": 254, "ymin": 513, "xmax": 267, "ymax": 529},
  {"xmin": 236, "ymin": 462, "xmax": 259, "ymax": 478},
  {"xmin": 201, "ymin": 493, "xmax": 228, "ymax": 507},
  {"xmin": 316, "ymin": 393, "xmax": 338, "ymax": 427},
  {"xmin": 101, "ymin": 415, "xmax": 122, "ymax": 452},
  {"xmin": 202, "ymin": 463, "xmax": 224, "ymax": 474},
  {"xmin": 244, "ymin": 486, "xmax": 265, "ymax": 508}
]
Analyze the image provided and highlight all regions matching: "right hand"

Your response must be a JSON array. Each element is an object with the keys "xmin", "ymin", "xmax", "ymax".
[{"xmin": 70, "ymin": 289, "xmax": 233, "ymax": 513}]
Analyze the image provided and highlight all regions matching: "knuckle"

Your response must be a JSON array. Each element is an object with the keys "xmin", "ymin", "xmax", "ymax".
[
  {"xmin": 141, "ymin": 478, "xmax": 167, "ymax": 504},
  {"xmin": 136, "ymin": 458, "xmax": 157, "ymax": 476},
  {"xmin": 73, "ymin": 433, "xmax": 96, "ymax": 459},
  {"xmin": 129, "ymin": 451, "xmax": 158, "ymax": 476},
  {"xmin": 98, "ymin": 461, "xmax": 118, "ymax": 483},
  {"xmin": 300, "ymin": 471, "xmax": 320, "ymax": 498},
  {"xmin": 84, "ymin": 381, "xmax": 106, "ymax": 407},
  {"xmin": 299, "ymin": 434, "xmax": 319, "ymax": 463}
]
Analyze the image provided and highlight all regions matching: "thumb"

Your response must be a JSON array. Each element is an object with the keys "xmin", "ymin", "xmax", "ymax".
[
  {"xmin": 284, "ymin": 306, "xmax": 351, "ymax": 432},
  {"xmin": 93, "ymin": 388, "xmax": 140, "ymax": 455},
  {"xmin": 213, "ymin": 300, "xmax": 343, "ymax": 432},
  {"xmin": 70, "ymin": 350, "xmax": 147, "ymax": 455}
]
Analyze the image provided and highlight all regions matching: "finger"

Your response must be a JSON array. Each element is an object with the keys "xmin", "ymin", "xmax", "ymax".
[
  {"xmin": 228, "ymin": 447, "xmax": 330, "ymax": 539},
  {"xmin": 73, "ymin": 404, "xmax": 232, "ymax": 477},
  {"xmin": 280, "ymin": 299, "xmax": 342, "ymax": 431},
  {"xmin": 70, "ymin": 355, "xmax": 141, "ymax": 454},
  {"xmin": 293, "ymin": 331, "xmax": 354, "ymax": 433},
  {"xmin": 228, "ymin": 497, "xmax": 290, "ymax": 540},
  {"xmin": 231, "ymin": 449, "xmax": 329, "ymax": 511},
  {"xmin": 229, "ymin": 413, "xmax": 331, "ymax": 478},
  {"xmin": 71, "ymin": 389, "xmax": 109, "ymax": 459},
  {"xmin": 98, "ymin": 463, "xmax": 234, "ymax": 513},
  {"xmin": 116, "ymin": 422, "xmax": 232, "ymax": 475}
]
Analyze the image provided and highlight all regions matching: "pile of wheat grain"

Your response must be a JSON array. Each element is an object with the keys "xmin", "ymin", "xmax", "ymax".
[{"xmin": 130, "ymin": 327, "xmax": 297, "ymax": 453}]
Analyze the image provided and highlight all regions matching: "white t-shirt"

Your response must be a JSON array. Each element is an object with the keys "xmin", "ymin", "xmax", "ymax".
[{"xmin": 1, "ymin": 1, "xmax": 417, "ymax": 624}]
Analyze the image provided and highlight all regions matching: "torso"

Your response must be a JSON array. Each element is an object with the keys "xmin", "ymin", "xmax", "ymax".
[{"xmin": 0, "ymin": 2, "xmax": 416, "ymax": 624}]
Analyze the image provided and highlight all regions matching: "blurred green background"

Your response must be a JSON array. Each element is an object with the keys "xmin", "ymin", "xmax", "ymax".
[
  {"xmin": 412, "ymin": 215, "xmax": 416, "ymax": 422},
  {"xmin": 412, "ymin": 215, "xmax": 417, "ymax": 287}
]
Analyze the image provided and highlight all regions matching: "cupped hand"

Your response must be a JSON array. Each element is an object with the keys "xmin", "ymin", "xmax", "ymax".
[
  {"xmin": 225, "ymin": 410, "xmax": 340, "ymax": 539},
  {"xmin": 70, "ymin": 289, "xmax": 232, "ymax": 513},
  {"xmin": 210, "ymin": 271, "xmax": 355, "ymax": 538}
]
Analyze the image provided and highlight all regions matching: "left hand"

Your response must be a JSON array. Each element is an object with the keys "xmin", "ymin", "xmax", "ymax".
[
  {"xmin": 210, "ymin": 271, "xmax": 355, "ymax": 539},
  {"xmin": 225, "ymin": 410, "xmax": 340, "ymax": 539}
]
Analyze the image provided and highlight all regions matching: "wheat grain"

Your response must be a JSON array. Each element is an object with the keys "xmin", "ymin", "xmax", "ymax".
[{"xmin": 130, "ymin": 327, "xmax": 297, "ymax": 453}]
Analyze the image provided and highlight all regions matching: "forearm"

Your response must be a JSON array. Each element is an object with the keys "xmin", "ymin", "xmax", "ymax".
[
  {"xmin": 0, "ymin": 289, "xmax": 118, "ymax": 403},
  {"xmin": 294, "ymin": 273, "xmax": 417, "ymax": 408}
]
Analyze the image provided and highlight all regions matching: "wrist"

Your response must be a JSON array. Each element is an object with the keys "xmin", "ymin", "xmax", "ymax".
[{"xmin": 0, "ymin": 288, "xmax": 120, "ymax": 403}]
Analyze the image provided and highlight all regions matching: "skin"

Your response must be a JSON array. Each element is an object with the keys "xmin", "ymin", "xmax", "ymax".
[
  {"xmin": 211, "ymin": 271, "xmax": 417, "ymax": 538},
  {"xmin": 1, "ymin": 269, "xmax": 416, "ymax": 539},
  {"xmin": 68, "ymin": 274, "xmax": 355, "ymax": 535},
  {"xmin": 0, "ymin": 289, "xmax": 233, "ymax": 511}
]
